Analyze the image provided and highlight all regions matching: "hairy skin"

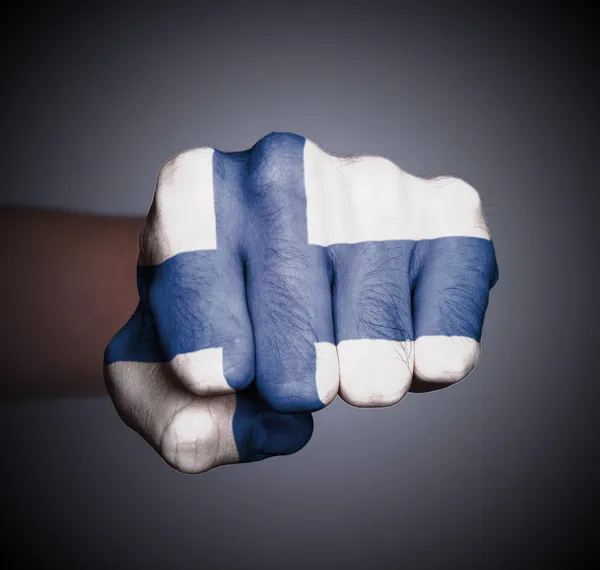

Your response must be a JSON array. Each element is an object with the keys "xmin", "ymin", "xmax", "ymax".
[
  {"xmin": 0, "ymin": 132, "xmax": 498, "ymax": 474},
  {"xmin": 103, "ymin": 131, "xmax": 498, "ymax": 473}
]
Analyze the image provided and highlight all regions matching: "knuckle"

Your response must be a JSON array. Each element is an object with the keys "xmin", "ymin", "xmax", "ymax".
[
  {"xmin": 154, "ymin": 147, "xmax": 212, "ymax": 205},
  {"xmin": 160, "ymin": 404, "xmax": 219, "ymax": 474},
  {"xmin": 414, "ymin": 337, "xmax": 480, "ymax": 383},
  {"xmin": 425, "ymin": 176, "xmax": 487, "ymax": 237},
  {"xmin": 144, "ymin": 146, "xmax": 218, "ymax": 263},
  {"xmin": 442, "ymin": 176, "xmax": 483, "ymax": 211},
  {"xmin": 158, "ymin": 148, "xmax": 202, "ymax": 178},
  {"xmin": 255, "ymin": 131, "xmax": 301, "ymax": 155},
  {"xmin": 249, "ymin": 132, "xmax": 303, "ymax": 196},
  {"xmin": 337, "ymin": 340, "xmax": 412, "ymax": 408}
]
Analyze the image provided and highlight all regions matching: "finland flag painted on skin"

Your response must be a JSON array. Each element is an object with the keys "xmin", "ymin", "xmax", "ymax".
[{"xmin": 104, "ymin": 132, "xmax": 498, "ymax": 473}]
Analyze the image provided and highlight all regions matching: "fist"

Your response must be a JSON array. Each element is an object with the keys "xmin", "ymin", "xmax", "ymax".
[{"xmin": 104, "ymin": 132, "xmax": 498, "ymax": 473}]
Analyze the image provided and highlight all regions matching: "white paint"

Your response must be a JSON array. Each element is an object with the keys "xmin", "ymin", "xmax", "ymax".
[
  {"xmin": 161, "ymin": 396, "xmax": 237, "ymax": 474},
  {"xmin": 139, "ymin": 147, "xmax": 217, "ymax": 266},
  {"xmin": 336, "ymin": 338, "xmax": 414, "ymax": 407},
  {"xmin": 170, "ymin": 347, "xmax": 235, "ymax": 396},
  {"xmin": 314, "ymin": 341, "xmax": 340, "ymax": 406},
  {"xmin": 104, "ymin": 360, "xmax": 239, "ymax": 473},
  {"xmin": 303, "ymin": 138, "xmax": 491, "ymax": 245},
  {"xmin": 413, "ymin": 335, "xmax": 481, "ymax": 384},
  {"xmin": 120, "ymin": 138, "xmax": 490, "ymax": 422}
]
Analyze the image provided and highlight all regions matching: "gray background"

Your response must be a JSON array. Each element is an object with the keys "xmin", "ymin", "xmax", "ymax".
[{"xmin": 1, "ymin": 1, "xmax": 596, "ymax": 568}]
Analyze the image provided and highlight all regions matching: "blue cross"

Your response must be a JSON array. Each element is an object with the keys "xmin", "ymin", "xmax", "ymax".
[{"xmin": 105, "ymin": 132, "xmax": 498, "ymax": 461}]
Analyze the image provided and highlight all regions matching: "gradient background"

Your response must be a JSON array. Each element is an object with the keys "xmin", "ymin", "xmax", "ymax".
[{"xmin": 1, "ymin": 1, "xmax": 596, "ymax": 568}]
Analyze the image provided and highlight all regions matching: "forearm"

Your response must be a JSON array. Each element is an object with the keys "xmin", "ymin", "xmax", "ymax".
[{"xmin": 0, "ymin": 207, "xmax": 144, "ymax": 399}]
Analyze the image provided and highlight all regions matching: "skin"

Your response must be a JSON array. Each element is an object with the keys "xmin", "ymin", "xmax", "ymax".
[
  {"xmin": 0, "ymin": 206, "xmax": 462, "ymax": 398},
  {"xmin": 0, "ymin": 206, "xmax": 144, "ymax": 399},
  {"xmin": 0, "ymin": 205, "xmax": 314, "ymax": 470},
  {"xmin": 1, "ymin": 133, "xmax": 498, "ymax": 474}
]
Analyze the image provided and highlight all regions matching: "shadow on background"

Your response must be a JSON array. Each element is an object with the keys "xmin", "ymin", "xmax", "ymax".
[{"xmin": 0, "ymin": 1, "xmax": 596, "ymax": 569}]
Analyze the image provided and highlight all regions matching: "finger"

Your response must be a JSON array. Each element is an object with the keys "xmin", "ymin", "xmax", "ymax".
[
  {"xmin": 104, "ymin": 305, "xmax": 313, "ymax": 474},
  {"xmin": 300, "ymin": 143, "xmax": 498, "ymax": 400},
  {"xmin": 331, "ymin": 242, "xmax": 415, "ymax": 407},
  {"xmin": 137, "ymin": 148, "xmax": 255, "ymax": 395},
  {"xmin": 241, "ymin": 133, "xmax": 339, "ymax": 413},
  {"xmin": 303, "ymin": 142, "xmax": 414, "ymax": 407},
  {"xmin": 410, "ymin": 176, "xmax": 499, "ymax": 390}
]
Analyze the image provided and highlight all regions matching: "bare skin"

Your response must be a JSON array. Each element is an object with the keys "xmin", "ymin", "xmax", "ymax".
[{"xmin": 0, "ymin": 206, "xmax": 145, "ymax": 400}]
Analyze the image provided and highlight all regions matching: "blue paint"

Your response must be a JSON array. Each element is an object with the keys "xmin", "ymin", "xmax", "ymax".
[
  {"xmin": 329, "ymin": 237, "xmax": 498, "ymax": 342},
  {"xmin": 104, "ymin": 304, "xmax": 313, "ymax": 463},
  {"xmin": 232, "ymin": 382, "xmax": 314, "ymax": 462},
  {"xmin": 238, "ymin": 133, "xmax": 336, "ymax": 413},
  {"xmin": 105, "ymin": 131, "xmax": 499, "ymax": 432}
]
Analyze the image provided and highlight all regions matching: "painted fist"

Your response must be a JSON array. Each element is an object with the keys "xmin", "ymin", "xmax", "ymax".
[{"xmin": 104, "ymin": 132, "xmax": 498, "ymax": 473}]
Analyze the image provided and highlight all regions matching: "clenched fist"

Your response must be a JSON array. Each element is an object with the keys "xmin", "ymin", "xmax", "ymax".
[{"xmin": 104, "ymin": 132, "xmax": 498, "ymax": 473}]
